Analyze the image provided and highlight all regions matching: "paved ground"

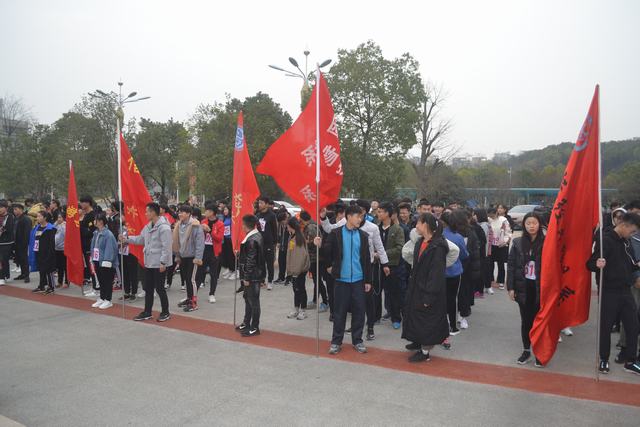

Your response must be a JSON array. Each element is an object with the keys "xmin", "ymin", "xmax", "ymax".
[{"xmin": 1, "ymin": 266, "xmax": 639, "ymax": 426}]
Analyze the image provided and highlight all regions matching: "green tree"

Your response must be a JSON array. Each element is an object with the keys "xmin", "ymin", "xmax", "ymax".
[{"xmin": 328, "ymin": 41, "xmax": 424, "ymax": 198}]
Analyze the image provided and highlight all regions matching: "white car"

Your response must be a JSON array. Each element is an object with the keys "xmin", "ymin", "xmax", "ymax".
[
  {"xmin": 274, "ymin": 200, "xmax": 301, "ymax": 216},
  {"xmin": 509, "ymin": 204, "xmax": 541, "ymax": 229}
]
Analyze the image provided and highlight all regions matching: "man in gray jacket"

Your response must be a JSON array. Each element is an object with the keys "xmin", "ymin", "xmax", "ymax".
[
  {"xmin": 173, "ymin": 205, "xmax": 205, "ymax": 312},
  {"xmin": 122, "ymin": 202, "xmax": 173, "ymax": 322}
]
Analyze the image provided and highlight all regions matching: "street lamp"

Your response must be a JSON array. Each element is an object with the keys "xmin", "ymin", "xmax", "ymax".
[{"xmin": 269, "ymin": 48, "xmax": 332, "ymax": 109}]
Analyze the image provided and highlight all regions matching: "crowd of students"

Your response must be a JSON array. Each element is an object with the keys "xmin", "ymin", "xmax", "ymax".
[{"xmin": 0, "ymin": 195, "xmax": 639, "ymax": 375}]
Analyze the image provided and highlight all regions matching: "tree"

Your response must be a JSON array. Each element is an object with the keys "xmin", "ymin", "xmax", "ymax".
[
  {"xmin": 413, "ymin": 82, "xmax": 456, "ymax": 197},
  {"xmin": 328, "ymin": 41, "xmax": 424, "ymax": 198},
  {"xmin": 0, "ymin": 95, "xmax": 32, "ymax": 137},
  {"xmin": 133, "ymin": 118, "xmax": 189, "ymax": 196}
]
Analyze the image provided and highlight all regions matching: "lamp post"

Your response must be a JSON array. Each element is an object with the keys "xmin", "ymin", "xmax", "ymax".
[
  {"xmin": 269, "ymin": 49, "xmax": 332, "ymax": 109},
  {"xmin": 89, "ymin": 82, "xmax": 150, "ymax": 196}
]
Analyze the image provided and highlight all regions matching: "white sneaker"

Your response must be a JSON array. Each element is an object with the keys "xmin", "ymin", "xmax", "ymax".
[
  {"xmin": 180, "ymin": 285, "xmax": 185, "ymax": 291},
  {"xmin": 487, "ymin": 288, "xmax": 495, "ymax": 295},
  {"xmin": 561, "ymin": 327, "xmax": 573, "ymax": 336},
  {"xmin": 99, "ymin": 300, "xmax": 113, "ymax": 309},
  {"xmin": 12, "ymin": 266, "xmax": 20, "ymax": 273},
  {"xmin": 287, "ymin": 310, "xmax": 299, "ymax": 319},
  {"xmin": 92, "ymin": 299, "xmax": 104, "ymax": 308},
  {"xmin": 85, "ymin": 290, "xmax": 98, "ymax": 297},
  {"xmin": 137, "ymin": 290, "xmax": 145, "ymax": 298},
  {"xmin": 460, "ymin": 318, "xmax": 469, "ymax": 329},
  {"xmin": 0, "ymin": 279, "xmax": 5, "ymax": 286},
  {"xmin": 558, "ymin": 335, "xmax": 563, "ymax": 343},
  {"xmin": 208, "ymin": 295, "xmax": 216, "ymax": 303},
  {"xmin": 267, "ymin": 282, "xmax": 273, "ymax": 291},
  {"xmin": 297, "ymin": 310, "xmax": 307, "ymax": 320},
  {"xmin": 498, "ymin": 283, "xmax": 505, "ymax": 290},
  {"xmin": 221, "ymin": 268, "xmax": 230, "ymax": 278}
]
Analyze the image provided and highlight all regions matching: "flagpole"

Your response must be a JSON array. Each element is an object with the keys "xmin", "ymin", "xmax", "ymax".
[
  {"xmin": 233, "ymin": 251, "xmax": 238, "ymax": 326},
  {"xmin": 594, "ymin": 85, "xmax": 603, "ymax": 382},
  {"xmin": 315, "ymin": 66, "xmax": 321, "ymax": 357},
  {"xmin": 70, "ymin": 160, "xmax": 83, "ymax": 298},
  {"xmin": 117, "ymin": 118, "xmax": 126, "ymax": 320}
]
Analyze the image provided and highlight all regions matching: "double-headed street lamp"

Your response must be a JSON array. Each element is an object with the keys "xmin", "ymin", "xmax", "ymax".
[{"xmin": 269, "ymin": 49, "xmax": 332, "ymax": 109}]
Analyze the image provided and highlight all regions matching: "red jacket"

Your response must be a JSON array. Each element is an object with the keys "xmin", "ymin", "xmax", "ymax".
[{"xmin": 201, "ymin": 217, "xmax": 224, "ymax": 256}]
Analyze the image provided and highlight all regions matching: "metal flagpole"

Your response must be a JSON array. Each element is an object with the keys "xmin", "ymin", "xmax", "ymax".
[
  {"xmin": 233, "ymin": 252, "xmax": 239, "ymax": 326},
  {"xmin": 594, "ymin": 86, "xmax": 603, "ymax": 382},
  {"xmin": 315, "ymin": 66, "xmax": 321, "ymax": 356},
  {"xmin": 116, "ymin": 118, "xmax": 126, "ymax": 319},
  {"xmin": 71, "ymin": 159, "xmax": 84, "ymax": 298}
]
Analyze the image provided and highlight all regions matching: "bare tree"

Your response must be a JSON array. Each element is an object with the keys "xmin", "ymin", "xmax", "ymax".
[
  {"xmin": 412, "ymin": 82, "xmax": 457, "ymax": 197},
  {"xmin": 0, "ymin": 95, "xmax": 33, "ymax": 137}
]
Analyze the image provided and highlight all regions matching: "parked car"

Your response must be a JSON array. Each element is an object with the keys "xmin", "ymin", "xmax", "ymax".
[
  {"xmin": 274, "ymin": 200, "xmax": 301, "ymax": 217},
  {"xmin": 508, "ymin": 204, "xmax": 541, "ymax": 230}
]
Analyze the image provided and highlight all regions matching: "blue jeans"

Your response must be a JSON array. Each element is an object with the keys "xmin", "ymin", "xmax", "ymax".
[{"xmin": 332, "ymin": 280, "xmax": 365, "ymax": 346}]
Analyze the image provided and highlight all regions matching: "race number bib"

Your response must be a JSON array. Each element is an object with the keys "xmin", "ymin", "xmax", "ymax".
[
  {"xmin": 92, "ymin": 248, "xmax": 100, "ymax": 262},
  {"xmin": 525, "ymin": 260, "xmax": 536, "ymax": 280},
  {"xmin": 259, "ymin": 218, "xmax": 266, "ymax": 232},
  {"xmin": 33, "ymin": 240, "xmax": 39, "ymax": 252},
  {"xmin": 224, "ymin": 225, "xmax": 231, "ymax": 237},
  {"xmin": 204, "ymin": 232, "xmax": 213, "ymax": 245}
]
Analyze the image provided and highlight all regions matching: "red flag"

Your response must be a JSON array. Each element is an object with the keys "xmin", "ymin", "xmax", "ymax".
[
  {"xmin": 64, "ymin": 161, "xmax": 84, "ymax": 286},
  {"xmin": 256, "ymin": 71, "xmax": 342, "ymax": 220},
  {"xmin": 231, "ymin": 112, "xmax": 260, "ymax": 253},
  {"xmin": 530, "ymin": 85, "xmax": 601, "ymax": 365},
  {"xmin": 119, "ymin": 133, "xmax": 152, "ymax": 265}
]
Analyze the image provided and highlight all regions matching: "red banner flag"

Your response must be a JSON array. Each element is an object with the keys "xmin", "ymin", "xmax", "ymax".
[
  {"xmin": 119, "ymin": 133, "xmax": 152, "ymax": 265},
  {"xmin": 64, "ymin": 161, "xmax": 84, "ymax": 286},
  {"xmin": 530, "ymin": 85, "xmax": 601, "ymax": 365},
  {"xmin": 231, "ymin": 112, "xmax": 260, "ymax": 253},
  {"xmin": 256, "ymin": 71, "xmax": 342, "ymax": 220}
]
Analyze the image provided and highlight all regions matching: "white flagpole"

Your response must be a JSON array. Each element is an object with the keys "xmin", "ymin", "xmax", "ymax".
[
  {"xmin": 117, "ymin": 119, "xmax": 126, "ymax": 319},
  {"xmin": 315, "ymin": 66, "xmax": 321, "ymax": 357},
  {"xmin": 70, "ymin": 160, "xmax": 83, "ymax": 298},
  {"xmin": 595, "ymin": 85, "xmax": 603, "ymax": 382}
]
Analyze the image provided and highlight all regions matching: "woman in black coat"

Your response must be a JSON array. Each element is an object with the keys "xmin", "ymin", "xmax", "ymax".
[
  {"xmin": 402, "ymin": 212, "xmax": 450, "ymax": 363},
  {"xmin": 507, "ymin": 211, "xmax": 545, "ymax": 366}
]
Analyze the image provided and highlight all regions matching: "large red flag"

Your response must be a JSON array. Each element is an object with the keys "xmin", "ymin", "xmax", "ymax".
[
  {"xmin": 64, "ymin": 161, "xmax": 84, "ymax": 286},
  {"xmin": 231, "ymin": 112, "xmax": 260, "ymax": 253},
  {"xmin": 119, "ymin": 134, "xmax": 152, "ymax": 265},
  {"xmin": 256, "ymin": 71, "xmax": 342, "ymax": 220},
  {"xmin": 530, "ymin": 85, "xmax": 601, "ymax": 365}
]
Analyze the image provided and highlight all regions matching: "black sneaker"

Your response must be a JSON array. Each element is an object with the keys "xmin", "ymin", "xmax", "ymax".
[
  {"xmin": 177, "ymin": 298, "xmax": 189, "ymax": 308},
  {"xmin": 409, "ymin": 351, "xmax": 430, "ymax": 363},
  {"xmin": 183, "ymin": 303, "xmax": 198, "ymax": 312},
  {"xmin": 598, "ymin": 360, "xmax": 610, "ymax": 374},
  {"xmin": 449, "ymin": 327, "xmax": 460, "ymax": 336},
  {"xmin": 382, "ymin": 313, "xmax": 391, "ymax": 321},
  {"xmin": 345, "ymin": 327, "xmax": 352, "ymax": 334},
  {"xmin": 241, "ymin": 328, "xmax": 260, "ymax": 337},
  {"xmin": 133, "ymin": 312, "xmax": 152, "ymax": 321},
  {"xmin": 273, "ymin": 279, "xmax": 285, "ymax": 285},
  {"xmin": 31, "ymin": 287, "xmax": 45, "ymax": 293},
  {"xmin": 24, "ymin": 277, "xmax": 30, "ymax": 283},
  {"xmin": 44, "ymin": 288, "xmax": 55, "ymax": 295},
  {"xmin": 119, "ymin": 294, "xmax": 130, "ymax": 301},
  {"xmin": 405, "ymin": 342, "xmax": 421, "ymax": 351},
  {"xmin": 366, "ymin": 329, "xmax": 375, "ymax": 341},
  {"xmin": 517, "ymin": 350, "xmax": 531, "ymax": 365},
  {"xmin": 624, "ymin": 362, "xmax": 640, "ymax": 375},
  {"xmin": 128, "ymin": 295, "xmax": 137, "ymax": 302},
  {"xmin": 615, "ymin": 350, "xmax": 626, "ymax": 364},
  {"xmin": 611, "ymin": 324, "xmax": 620, "ymax": 333},
  {"xmin": 14, "ymin": 274, "xmax": 25, "ymax": 280},
  {"xmin": 535, "ymin": 358, "xmax": 544, "ymax": 368},
  {"xmin": 235, "ymin": 323, "xmax": 247, "ymax": 332},
  {"xmin": 157, "ymin": 312, "xmax": 171, "ymax": 322}
]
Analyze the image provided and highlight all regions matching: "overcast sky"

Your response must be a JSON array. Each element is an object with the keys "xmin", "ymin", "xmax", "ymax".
[{"xmin": 2, "ymin": 0, "xmax": 638, "ymax": 156}]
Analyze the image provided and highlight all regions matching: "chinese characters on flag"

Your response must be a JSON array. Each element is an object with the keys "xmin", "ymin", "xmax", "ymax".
[
  {"xmin": 64, "ymin": 161, "xmax": 84, "ymax": 286},
  {"xmin": 256, "ymin": 72, "xmax": 342, "ymax": 220}
]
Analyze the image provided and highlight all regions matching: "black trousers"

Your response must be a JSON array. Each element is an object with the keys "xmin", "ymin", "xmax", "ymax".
[
  {"xmin": 143, "ymin": 268, "xmax": 169, "ymax": 315},
  {"xmin": 55, "ymin": 250, "xmax": 67, "ymax": 285},
  {"xmin": 179, "ymin": 257, "xmax": 198, "ymax": 301},
  {"xmin": 97, "ymin": 266, "xmax": 115, "ymax": 301},
  {"xmin": 517, "ymin": 279, "xmax": 539, "ymax": 349},
  {"xmin": 291, "ymin": 273, "xmax": 308, "ymax": 309},
  {"xmin": 242, "ymin": 281, "xmax": 261, "ymax": 329},
  {"xmin": 221, "ymin": 238, "xmax": 235, "ymax": 271},
  {"xmin": 277, "ymin": 247, "xmax": 287, "ymax": 281},
  {"xmin": 14, "ymin": 246, "xmax": 29, "ymax": 277},
  {"xmin": 446, "ymin": 276, "xmax": 461, "ymax": 330},
  {"xmin": 264, "ymin": 244, "xmax": 275, "ymax": 283},
  {"xmin": 38, "ymin": 270, "xmax": 55, "ymax": 290},
  {"xmin": 458, "ymin": 269, "xmax": 475, "ymax": 318},
  {"xmin": 0, "ymin": 245, "xmax": 12, "ymax": 280},
  {"xmin": 197, "ymin": 246, "xmax": 220, "ymax": 296},
  {"xmin": 599, "ymin": 289, "xmax": 639, "ymax": 362},
  {"xmin": 83, "ymin": 252, "xmax": 97, "ymax": 289},
  {"xmin": 310, "ymin": 263, "xmax": 328, "ymax": 304},
  {"xmin": 165, "ymin": 256, "xmax": 176, "ymax": 286},
  {"xmin": 491, "ymin": 246, "xmax": 508, "ymax": 284},
  {"xmin": 383, "ymin": 266, "xmax": 403, "ymax": 323},
  {"xmin": 366, "ymin": 263, "xmax": 383, "ymax": 328},
  {"xmin": 332, "ymin": 280, "xmax": 366, "ymax": 346},
  {"xmin": 122, "ymin": 254, "xmax": 139, "ymax": 295},
  {"xmin": 324, "ymin": 269, "xmax": 335, "ymax": 315}
]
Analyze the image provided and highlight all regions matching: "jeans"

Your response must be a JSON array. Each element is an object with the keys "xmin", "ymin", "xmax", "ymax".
[
  {"xmin": 446, "ymin": 276, "xmax": 461, "ymax": 330},
  {"xmin": 143, "ymin": 268, "xmax": 169, "ymax": 315},
  {"xmin": 242, "ymin": 281, "xmax": 261, "ymax": 329},
  {"xmin": 517, "ymin": 279, "xmax": 539, "ymax": 349},
  {"xmin": 96, "ymin": 266, "xmax": 115, "ymax": 301},
  {"xmin": 291, "ymin": 273, "xmax": 308, "ymax": 309},
  {"xmin": 332, "ymin": 280, "xmax": 366, "ymax": 346},
  {"xmin": 599, "ymin": 289, "xmax": 639, "ymax": 362}
]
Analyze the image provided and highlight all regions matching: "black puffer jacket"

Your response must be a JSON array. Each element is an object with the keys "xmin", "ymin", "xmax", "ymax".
[
  {"xmin": 507, "ymin": 235, "xmax": 544, "ymax": 305},
  {"xmin": 239, "ymin": 230, "xmax": 266, "ymax": 282}
]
